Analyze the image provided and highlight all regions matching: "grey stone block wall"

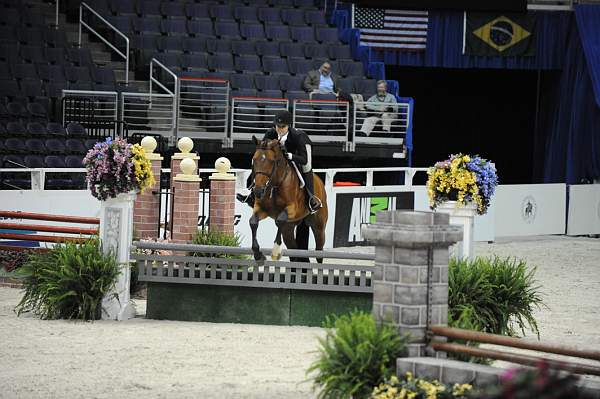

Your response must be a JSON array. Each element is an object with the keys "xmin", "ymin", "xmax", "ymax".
[
  {"xmin": 397, "ymin": 357, "xmax": 503, "ymax": 386},
  {"xmin": 363, "ymin": 211, "xmax": 462, "ymax": 357}
]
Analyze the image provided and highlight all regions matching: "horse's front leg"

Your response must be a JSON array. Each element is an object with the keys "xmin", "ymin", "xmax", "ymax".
[
  {"xmin": 271, "ymin": 210, "xmax": 288, "ymax": 260},
  {"xmin": 250, "ymin": 211, "xmax": 266, "ymax": 264}
]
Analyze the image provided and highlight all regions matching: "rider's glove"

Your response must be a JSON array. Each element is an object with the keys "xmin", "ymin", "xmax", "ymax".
[{"xmin": 286, "ymin": 152, "xmax": 293, "ymax": 161}]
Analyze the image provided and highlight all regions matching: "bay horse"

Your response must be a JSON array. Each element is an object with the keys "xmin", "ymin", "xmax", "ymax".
[{"xmin": 249, "ymin": 136, "xmax": 328, "ymax": 264}]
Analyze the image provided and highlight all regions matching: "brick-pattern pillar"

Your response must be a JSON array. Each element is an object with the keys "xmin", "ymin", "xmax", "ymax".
[
  {"xmin": 363, "ymin": 211, "xmax": 462, "ymax": 358},
  {"xmin": 170, "ymin": 137, "xmax": 199, "ymax": 191},
  {"xmin": 209, "ymin": 157, "xmax": 236, "ymax": 235},
  {"xmin": 171, "ymin": 158, "xmax": 201, "ymax": 243},
  {"xmin": 133, "ymin": 136, "xmax": 163, "ymax": 239}
]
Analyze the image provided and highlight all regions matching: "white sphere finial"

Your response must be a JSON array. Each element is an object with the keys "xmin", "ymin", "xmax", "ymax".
[
  {"xmin": 180, "ymin": 157, "xmax": 196, "ymax": 176},
  {"xmin": 215, "ymin": 157, "xmax": 231, "ymax": 174},
  {"xmin": 177, "ymin": 137, "xmax": 194, "ymax": 154},
  {"xmin": 141, "ymin": 136, "xmax": 157, "ymax": 154}
]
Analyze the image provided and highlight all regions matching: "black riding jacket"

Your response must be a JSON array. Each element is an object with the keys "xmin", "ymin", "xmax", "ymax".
[{"xmin": 262, "ymin": 127, "xmax": 313, "ymax": 169}]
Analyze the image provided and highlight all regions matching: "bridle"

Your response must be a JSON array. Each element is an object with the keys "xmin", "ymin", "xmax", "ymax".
[{"xmin": 252, "ymin": 147, "xmax": 290, "ymax": 199}]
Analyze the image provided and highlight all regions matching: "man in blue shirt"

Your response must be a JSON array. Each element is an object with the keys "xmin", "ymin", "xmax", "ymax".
[{"xmin": 302, "ymin": 62, "xmax": 340, "ymax": 99}]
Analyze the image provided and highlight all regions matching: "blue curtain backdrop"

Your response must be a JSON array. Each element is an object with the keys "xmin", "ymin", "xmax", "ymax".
[{"xmin": 333, "ymin": 5, "xmax": 600, "ymax": 183}]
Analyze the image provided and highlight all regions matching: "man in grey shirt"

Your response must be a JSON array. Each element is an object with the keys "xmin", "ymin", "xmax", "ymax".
[{"xmin": 360, "ymin": 80, "xmax": 398, "ymax": 135}]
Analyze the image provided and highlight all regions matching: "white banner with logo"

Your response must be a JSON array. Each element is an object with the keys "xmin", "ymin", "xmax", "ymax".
[
  {"xmin": 493, "ymin": 184, "xmax": 566, "ymax": 237},
  {"xmin": 567, "ymin": 184, "xmax": 600, "ymax": 235}
]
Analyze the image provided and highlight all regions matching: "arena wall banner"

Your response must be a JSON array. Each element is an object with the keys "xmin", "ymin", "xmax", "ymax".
[
  {"xmin": 566, "ymin": 184, "xmax": 600, "ymax": 236},
  {"xmin": 493, "ymin": 184, "xmax": 566, "ymax": 237}
]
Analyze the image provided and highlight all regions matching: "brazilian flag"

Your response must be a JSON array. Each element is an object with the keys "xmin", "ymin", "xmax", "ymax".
[{"xmin": 464, "ymin": 13, "xmax": 536, "ymax": 56}]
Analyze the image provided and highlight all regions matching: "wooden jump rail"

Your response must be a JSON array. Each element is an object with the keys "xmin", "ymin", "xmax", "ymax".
[
  {"xmin": 430, "ymin": 325, "xmax": 600, "ymax": 376},
  {"xmin": 0, "ymin": 211, "xmax": 99, "ymax": 249}
]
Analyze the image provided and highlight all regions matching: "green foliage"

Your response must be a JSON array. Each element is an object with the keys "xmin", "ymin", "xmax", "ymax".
[
  {"xmin": 472, "ymin": 362, "xmax": 592, "ymax": 399},
  {"xmin": 15, "ymin": 239, "xmax": 120, "ymax": 320},
  {"xmin": 448, "ymin": 256, "xmax": 544, "ymax": 364},
  {"xmin": 0, "ymin": 250, "xmax": 32, "ymax": 272},
  {"xmin": 308, "ymin": 311, "xmax": 409, "ymax": 399},
  {"xmin": 190, "ymin": 229, "xmax": 247, "ymax": 259}
]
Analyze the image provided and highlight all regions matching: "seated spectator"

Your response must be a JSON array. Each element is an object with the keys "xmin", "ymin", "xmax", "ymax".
[
  {"xmin": 359, "ymin": 80, "xmax": 398, "ymax": 136},
  {"xmin": 302, "ymin": 62, "xmax": 340, "ymax": 99}
]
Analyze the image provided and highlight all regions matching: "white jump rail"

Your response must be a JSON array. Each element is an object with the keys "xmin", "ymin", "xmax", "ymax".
[
  {"xmin": 353, "ymin": 100, "xmax": 410, "ymax": 147},
  {"xmin": 177, "ymin": 77, "xmax": 230, "ymax": 144},
  {"xmin": 79, "ymin": 2, "xmax": 129, "ymax": 84},
  {"xmin": 229, "ymin": 96, "xmax": 289, "ymax": 146},
  {"xmin": 292, "ymin": 99, "xmax": 351, "ymax": 150},
  {"xmin": 120, "ymin": 92, "xmax": 175, "ymax": 135}
]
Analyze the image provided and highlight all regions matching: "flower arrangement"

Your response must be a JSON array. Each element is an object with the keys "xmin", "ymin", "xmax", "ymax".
[
  {"xmin": 427, "ymin": 154, "xmax": 498, "ymax": 215},
  {"xmin": 83, "ymin": 137, "xmax": 155, "ymax": 201},
  {"xmin": 370, "ymin": 373, "xmax": 473, "ymax": 399}
]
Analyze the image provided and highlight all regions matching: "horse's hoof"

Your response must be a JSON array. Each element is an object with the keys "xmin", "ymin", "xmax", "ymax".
[
  {"xmin": 271, "ymin": 243, "xmax": 282, "ymax": 261},
  {"xmin": 254, "ymin": 252, "xmax": 266, "ymax": 265}
]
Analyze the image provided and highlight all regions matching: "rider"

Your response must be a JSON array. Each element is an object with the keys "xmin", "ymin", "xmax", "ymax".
[{"xmin": 237, "ymin": 110, "xmax": 323, "ymax": 214}]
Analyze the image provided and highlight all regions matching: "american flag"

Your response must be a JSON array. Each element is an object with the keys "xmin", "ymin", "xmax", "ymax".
[{"xmin": 353, "ymin": 6, "xmax": 428, "ymax": 50}]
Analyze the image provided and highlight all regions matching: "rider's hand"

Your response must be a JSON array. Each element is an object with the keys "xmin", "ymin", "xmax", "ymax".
[{"xmin": 286, "ymin": 153, "xmax": 293, "ymax": 161}]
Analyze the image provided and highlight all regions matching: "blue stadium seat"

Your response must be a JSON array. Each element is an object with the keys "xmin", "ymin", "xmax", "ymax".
[
  {"xmin": 181, "ymin": 53, "xmax": 209, "ymax": 72},
  {"xmin": 185, "ymin": 3, "xmax": 211, "ymax": 20},
  {"xmin": 23, "ymin": 154, "xmax": 45, "ymax": 168},
  {"xmin": 328, "ymin": 44, "xmax": 353, "ymax": 60},
  {"xmin": 7, "ymin": 102, "xmax": 29, "ymax": 119},
  {"xmin": 206, "ymin": 37, "xmax": 233, "ymax": 54},
  {"xmin": 66, "ymin": 48, "xmax": 94, "ymax": 67},
  {"xmin": 354, "ymin": 78, "xmax": 378, "ymax": 97},
  {"xmin": 6, "ymin": 121, "xmax": 27, "ymax": 136},
  {"xmin": 336, "ymin": 78, "xmax": 354, "ymax": 94},
  {"xmin": 84, "ymin": 138, "xmax": 98, "ymax": 149},
  {"xmin": 65, "ymin": 66, "xmax": 92, "ymax": 83},
  {"xmin": 265, "ymin": 25, "xmax": 290, "ymax": 41},
  {"xmin": 20, "ymin": 45, "xmax": 47, "ymax": 64},
  {"xmin": 162, "ymin": 19, "xmax": 188, "ymax": 36},
  {"xmin": 66, "ymin": 122, "xmax": 86, "ymax": 136},
  {"xmin": 0, "ymin": 26, "xmax": 17, "ymax": 44},
  {"xmin": 45, "ymin": 48, "xmax": 66, "ymax": 65},
  {"xmin": 22, "ymin": 11, "xmax": 47, "ymax": 27},
  {"xmin": 231, "ymin": 88, "xmax": 257, "ymax": 98},
  {"xmin": 290, "ymin": 26, "xmax": 315, "ymax": 42},
  {"xmin": 65, "ymin": 155, "xmax": 84, "ymax": 168},
  {"xmin": 258, "ymin": 8, "xmax": 282, "ymax": 25},
  {"xmin": 313, "ymin": 59, "xmax": 337, "ymax": 71},
  {"xmin": 235, "ymin": 55, "xmax": 262, "ymax": 73},
  {"xmin": 109, "ymin": 0, "xmax": 136, "ymax": 16},
  {"xmin": 187, "ymin": 19, "xmax": 214, "ymax": 37},
  {"xmin": 45, "ymin": 29, "xmax": 68, "ymax": 49},
  {"xmin": 5, "ymin": 137, "xmax": 26, "ymax": 153},
  {"xmin": 66, "ymin": 138, "xmax": 87, "ymax": 154},
  {"xmin": 92, "ymin": 67, "xmax": 116, "ymax": 86},
  {"xmin": 27, "ymin": 122, "xmax": 47, "ymax": 137},
  {"xmin": 161, "ymin": 2, "xmax": 186, "ymax": 19},
  {"xmin": 131, "ymin": 35, "xmax": 158, "ymax": 51},
  {"xmin": 132, "ymin": 16, "xmax": 162, "ymax": 36},
  {"xmin": 255, "ymin": 40, "xmax": 280, "ymax": 57},
  {"xmin": 208, "ymin": 52, "xmax": 235, "ymax": 72},
  {"xmin": 240, "ymin": 23, "xmax": 265, "ymax": 40},
  {"xmin": 137, "ymin": 0, "xmax": 161, "ymax": 17},
  {"xmin": 261, "ymin": 89, "xmax": 284, "ymax": 99},
  {"xmin": 230, "ymin": 74, "xmax": 256, "ymax": 90},
  {"xmin": 46, "ymin": 122, "xmax": 67, "ymax": 137},
  {"xmin": 155, "ymin": 53, "xmax": 181, "ymax": 71},
  {"xmin": 279, "ymin": 75, "xmax": 304, "ymax": 91},
  {"xmin": 316, "ymin": 27, "xmax": 339, "ymax": 43},
  {"xmin": 288, "ymin": 57, "xmax": 314, "ymax": 75},
  {"xmin": 17, "ymin": 27, "xmax": 44, "ymax": 45},
  {"xmin": 45, "ymin": 138, "xmax": 66, "ymax": 154},
  {"xmin": 305, "ymin": 9, "xmax": 328, "ymax": 26},
  {"xmin": 26, "ymin": 102, "xmax": 47, "ymax": 120},
  {"xmin": 338, "ymin": 60, "xmax": 364, "ymax": 77},
  {"xmin": 12, "ymin": 63, "xmax": 39, "ymax": 81},
  {"xmin": 262, "ymin": 57, "xmax": 288, "ymax": 75},
  {"xmin": 280, "ymin": 42, "xmax": 305, "ymax": 58},
  {"xmin": 231, "ymin": 40, "xmax": 256, "ymax": 56},
  {"xmin": 25, "ymin": 138, "xmax": 46, "ymax": 154},
  {"xmin": 286, "ymin": 90, "xmax": 309, "ymax": 103},
  {"xmin": 215, "ymin": 21, "xmax": 241, "ymax": 39},
  {"xmin": 234, "ymin": 6, "xmax": 259, "ymax": 22},
  {"xmin": 304, "ymin": 43, "xmax": 329, "ymax": 59},
  {"xmin": 210, "ymin": 4, "xmax": 235, "ymax": 21},
  {"xmin": 270, "ymin": 0, "xmax": 294, "ymax": 7},
  {"xmin": 281, "ymin": 8, "xmax": 306, "ymax": 26},
  {"xmin": 0, "ymin": 80, "xmax": 21, "ymax": 100},
  {"xmin": 254, "ymin": 74, "xmax": 280, "ymax": 91},
  {"xmin": 106, "ymin": 16, "xmax": 132, "ymax": 34},
  {"xmin": 68, "ymin": 82, "xmax": 94, "ymax": 91},
  {"xmin": 182, "ymin": 36, "xmax": 207, "ymax": 54},
  {"xmin": 0, "ymin": 9, "xmax": 19, "ymax": 26},
  {"xmin": 0, "ymin": 62, "xmax": 11, "ymax": 79},
  {"xmin": 44, "ymin": 155, "xmax": 66, "ymax": 168},
  {"xmin": 158, "ymin": 36, "xmax": 184, "ymax": 53}
]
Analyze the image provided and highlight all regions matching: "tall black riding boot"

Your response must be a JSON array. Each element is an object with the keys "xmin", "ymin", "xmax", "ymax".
[{"xmin": 303, "ymin": 171, "xmax": 322, "ymax": 213}]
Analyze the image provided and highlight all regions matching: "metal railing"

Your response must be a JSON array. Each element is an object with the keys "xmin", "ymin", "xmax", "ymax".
[
  {"xmin": 120, "ymin": 92, "xmax": 175, "ymax": 135},
  {"xmin": 177, "ymin": 77, "xmax": 230, "ymax": 144},
  {"xmin": 353, "ymin": 100, "xmax": 410, "ymax": 147},
  {"xmin": 79, "ymin": 2, "xmax": 129, "ymax": 84},
  {"xmin": 293, "ymin": 99, "xmax": 351, "ymax": 149},
  {"xmin": 61, "ymin": 89, "xmax": 118, "ymax": 129},
  {"xmin": 229, "ymin": 97, "xmax": 289, "ymax": 145},
  {"xmin": 149, "ymin": 58, "xmax": 179, "ymax": 139}
]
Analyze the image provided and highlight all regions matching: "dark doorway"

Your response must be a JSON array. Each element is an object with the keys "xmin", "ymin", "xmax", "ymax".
[{"xmin": 387, "ymin": 66, "xmax": 544, "ymax": 183}]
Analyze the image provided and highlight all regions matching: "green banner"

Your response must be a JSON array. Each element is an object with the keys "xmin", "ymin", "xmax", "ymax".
[{"xmin": 465, "ymin": 13, "xmax": 536, "ymax": 57}]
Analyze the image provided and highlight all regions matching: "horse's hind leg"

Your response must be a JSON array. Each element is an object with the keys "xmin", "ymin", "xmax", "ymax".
[{"xmin": 294, "ymin": 220, "xmax": 310, "ymax": 263}]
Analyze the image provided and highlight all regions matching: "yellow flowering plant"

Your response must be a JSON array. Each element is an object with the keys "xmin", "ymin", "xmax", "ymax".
[
  {"xmin": 130, "ymin": 143, "xmax": 155, "ymax": 192},
  {"xmin": 426, "ymin": 154, "xmax": 498, "ymax": 215},
  {"xmin": 370, "ymin": 373, "xmax": 473, "ymax": 399}
]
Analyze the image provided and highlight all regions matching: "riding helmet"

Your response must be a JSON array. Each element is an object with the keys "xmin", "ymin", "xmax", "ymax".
[{"xmin": 274, "ymin": 110, "xmax": 292, "ymax": 126}]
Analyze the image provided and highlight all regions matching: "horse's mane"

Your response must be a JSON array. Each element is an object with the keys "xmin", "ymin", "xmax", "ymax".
[{"xmin": 258, "ymin": 139, "xmax": 281, "ymax": 152}]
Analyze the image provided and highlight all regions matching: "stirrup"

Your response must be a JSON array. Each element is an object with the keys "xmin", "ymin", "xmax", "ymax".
[{"xmin": 308, "ymin": 196, "xmax": 322, "ymax": 214}]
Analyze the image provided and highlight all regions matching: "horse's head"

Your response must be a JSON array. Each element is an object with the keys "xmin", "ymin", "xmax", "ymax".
[{"xmin": 251, "ymin": 136, "xmax": 285, "ymax": 200}]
